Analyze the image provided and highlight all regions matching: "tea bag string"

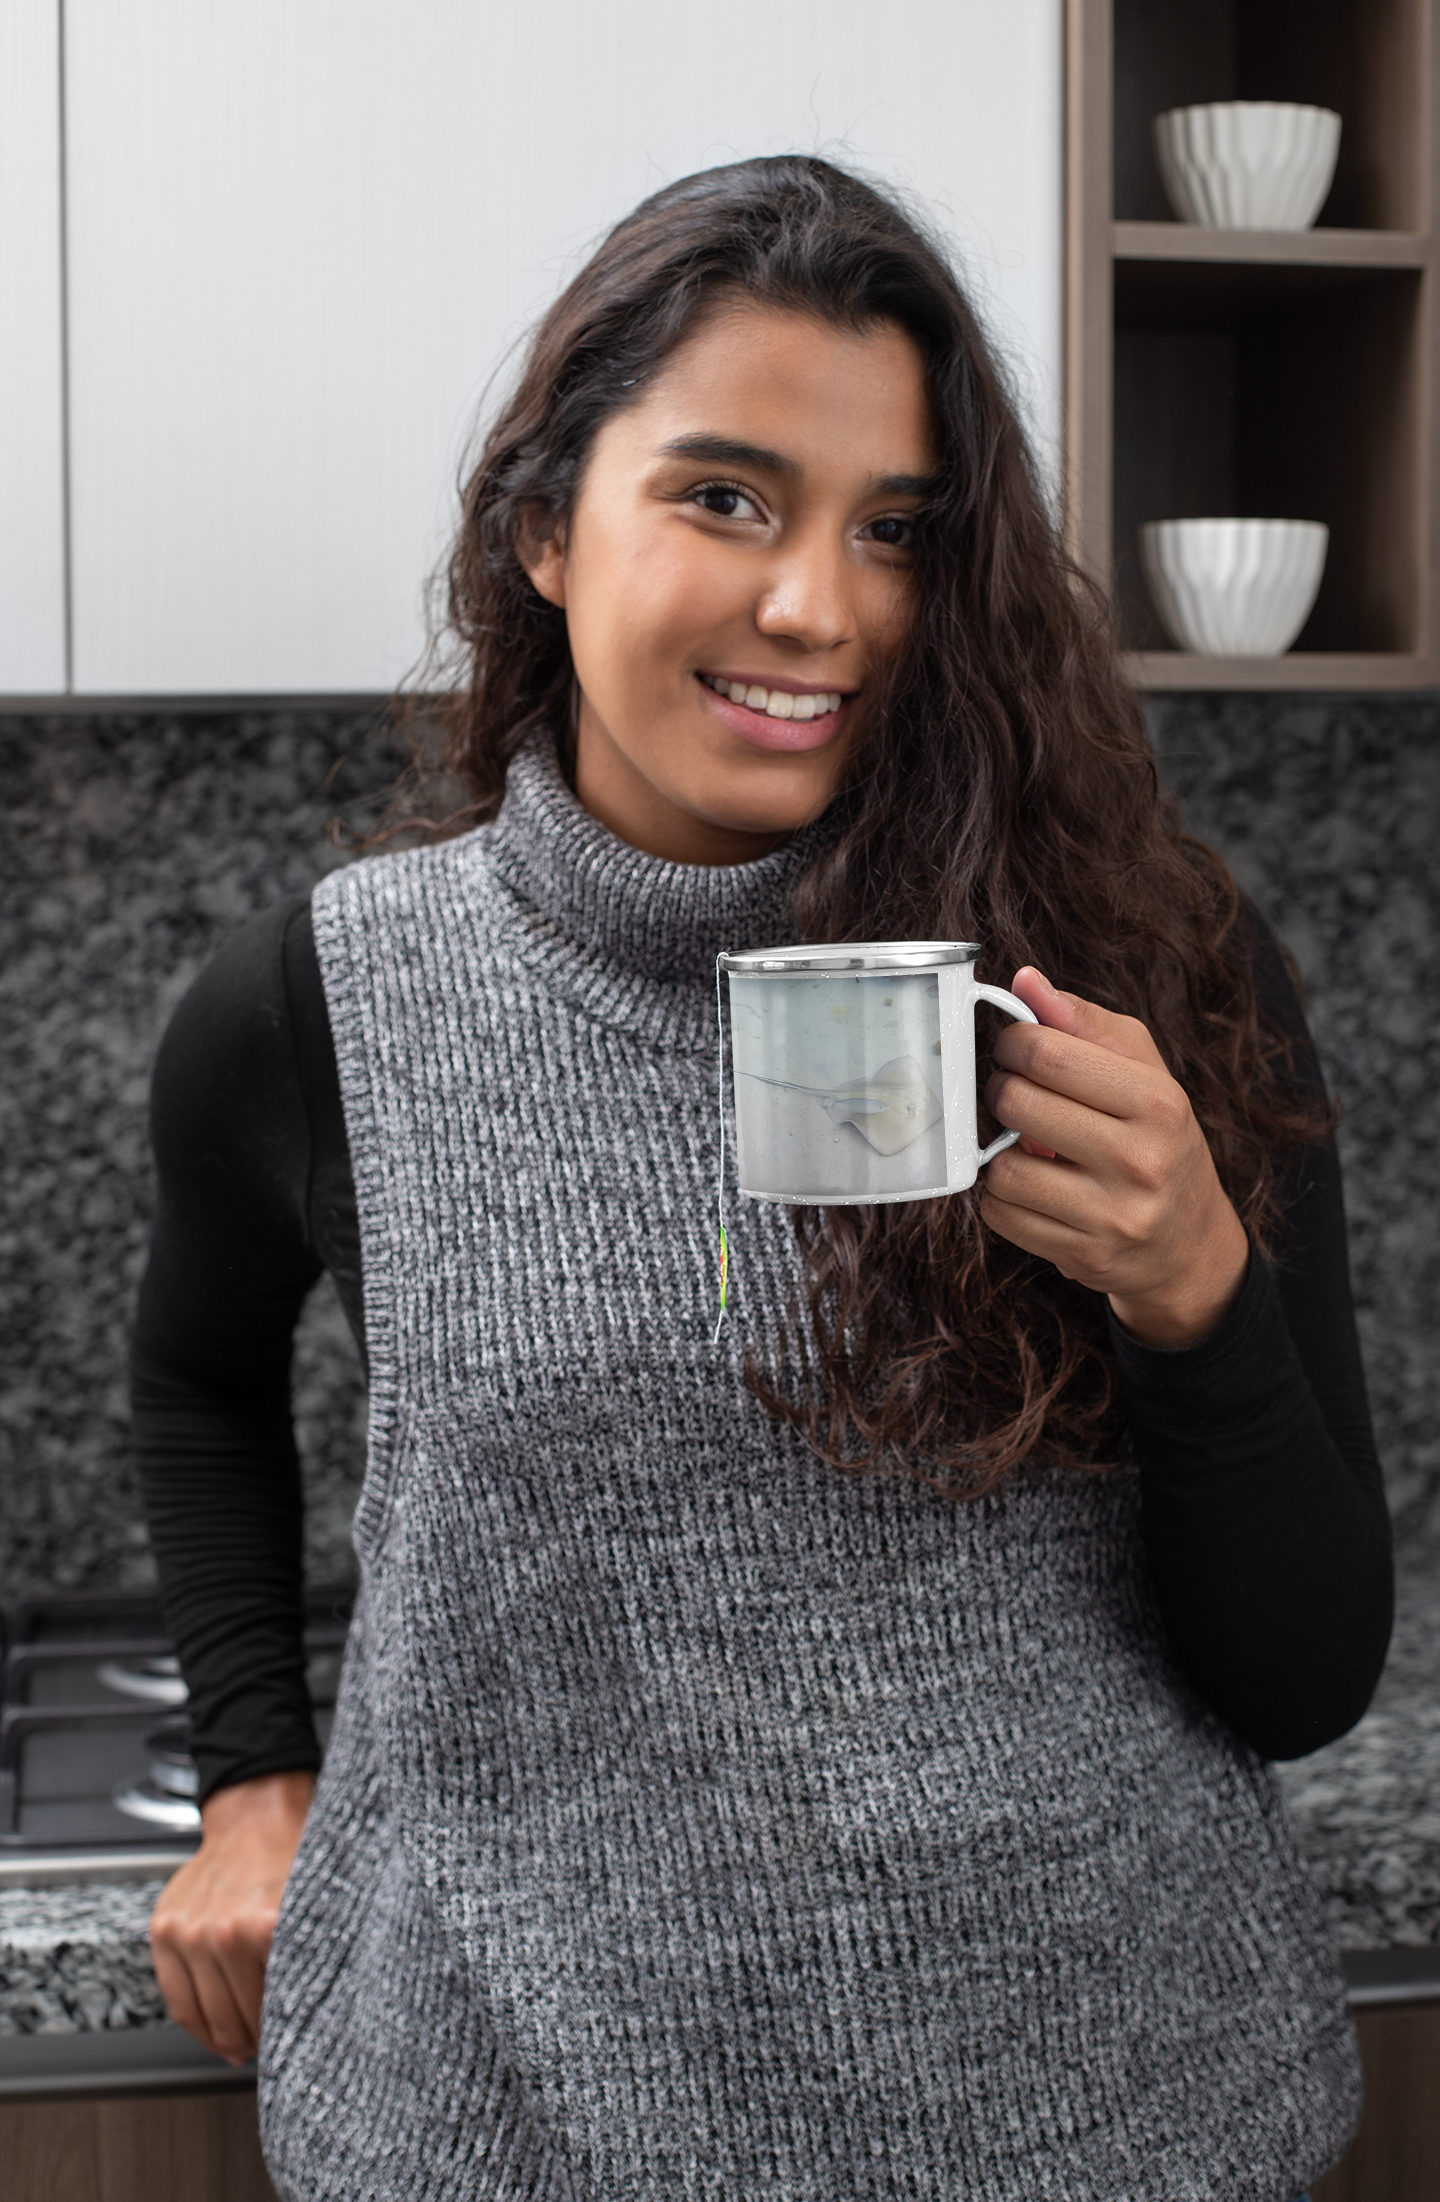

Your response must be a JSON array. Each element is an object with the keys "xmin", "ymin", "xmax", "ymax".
[{"xmin": 714, "ymin": 953, "xmax": 729, "ymax": 1344}]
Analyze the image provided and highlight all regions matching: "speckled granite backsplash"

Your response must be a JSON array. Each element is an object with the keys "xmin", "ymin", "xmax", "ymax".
[
  {"xmin": 1150, "ymin": 693, "xmax": 1440, "ymax": 1549},
  {"xmin": 1, "ymin": 708, "xmax": 400, "ymax": 1598},
  {"xmin": 1, "ymin": 691, "xmax": 1438, "ymax": 1600}
]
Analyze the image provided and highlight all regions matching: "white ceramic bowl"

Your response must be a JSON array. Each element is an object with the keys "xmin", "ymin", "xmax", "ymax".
[
  {"xmin": 1140, "ymin": 519, "xmax": 1329, "ymax": 656},
  {"xmin": 1154, "ymin": 102, "xmax": 1341, "ymax": 230}
]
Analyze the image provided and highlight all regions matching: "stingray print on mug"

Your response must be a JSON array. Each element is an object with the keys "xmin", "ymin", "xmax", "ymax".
[{"xmin": 718, "ymin": 942, "xmax": 1038, "ymax": 1205}]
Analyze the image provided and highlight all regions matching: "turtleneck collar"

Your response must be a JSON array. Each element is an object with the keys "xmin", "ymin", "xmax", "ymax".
[{"xmin": 481, "ymin": 732, "xmax": 817, "ymax": 1044}]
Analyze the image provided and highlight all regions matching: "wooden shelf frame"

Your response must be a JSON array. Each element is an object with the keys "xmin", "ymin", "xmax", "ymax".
[
  {"xmin": 1113, "ymin": 222, "xmax": 1430, "ymax": 267},
  {"xmin": 1066, "ymin": 0, "xmax": 1440, "ymax": 690}
]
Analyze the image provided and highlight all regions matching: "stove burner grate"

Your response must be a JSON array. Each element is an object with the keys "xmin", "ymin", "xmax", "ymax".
[
  {"xmin": 97, "ymin": 1654, "xmax": 188, "ymax": 1708},
  {"xmin": 113, "ymin": 1717, "xmax": 203, "ymax": 1832},
  {"xmin": 0, "ymin": 1588, "xmax": 350, "ymax": 1855}
]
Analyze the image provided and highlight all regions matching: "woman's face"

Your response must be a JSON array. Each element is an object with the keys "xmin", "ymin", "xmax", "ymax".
[{"xmin": 522, "ymin": 303, "xmax": 936, "ymax": 865}]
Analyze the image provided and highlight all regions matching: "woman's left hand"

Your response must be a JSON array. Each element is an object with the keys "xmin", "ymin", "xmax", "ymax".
[{"xmin": 979, "ymin": 967, "xmax": 1250, "ymax": 1350}]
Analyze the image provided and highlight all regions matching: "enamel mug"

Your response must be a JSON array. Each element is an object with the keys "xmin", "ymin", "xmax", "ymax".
[{"xmin": 718, "ymin": 942, "xmax": 1039, "ymax": 1206}]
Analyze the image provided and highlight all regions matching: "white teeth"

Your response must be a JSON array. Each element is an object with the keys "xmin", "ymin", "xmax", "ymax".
[{"xmin": 702, "ymin": 673, "xmax": 845, "ymax": 717}]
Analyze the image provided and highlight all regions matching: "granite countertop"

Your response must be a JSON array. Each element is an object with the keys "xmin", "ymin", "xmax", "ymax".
[
  {"xmin": 0, "ymin": 1882, "xmax": 166, "ymax": 2038},
  {"xmin": 3, "ymin": 1547, "xmax": 1436, "ymax": 2052}
]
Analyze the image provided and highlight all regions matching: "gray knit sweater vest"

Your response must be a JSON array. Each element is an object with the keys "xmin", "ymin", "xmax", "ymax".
[{"xmin": 260, "ymin": 734, "xmax": 1358, "ymax": 2201}]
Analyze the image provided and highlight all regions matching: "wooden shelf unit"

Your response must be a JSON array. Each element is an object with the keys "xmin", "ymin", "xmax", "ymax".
[{"xmin": 1066, "ymin": 0, "xmax": 1440, "ymax": 689}]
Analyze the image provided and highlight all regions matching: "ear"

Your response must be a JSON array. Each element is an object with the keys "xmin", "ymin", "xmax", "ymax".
[{"xmin": 517, "ymin": 506, "xmax": 567, "ymax": 609}]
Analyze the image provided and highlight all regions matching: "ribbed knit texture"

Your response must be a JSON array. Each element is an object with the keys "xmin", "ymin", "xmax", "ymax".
[{"xmin": 260, "ymin": 734, "xmax": 1359, "ymax": 2200}]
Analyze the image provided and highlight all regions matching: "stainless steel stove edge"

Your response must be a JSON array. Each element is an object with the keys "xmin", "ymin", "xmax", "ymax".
[
  {"xmin": 0, "ymin": 1848, "xmax": 191, "ymax": 1889},
  {"xmin": 0, "ymin": 2021, "xmax": 255, "ymax": 2098}
]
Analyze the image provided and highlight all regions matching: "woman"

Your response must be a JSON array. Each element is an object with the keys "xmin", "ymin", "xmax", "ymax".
[{"xmin": 134, "ymin": 157, "xmax": 1389, "ymax": 2198}]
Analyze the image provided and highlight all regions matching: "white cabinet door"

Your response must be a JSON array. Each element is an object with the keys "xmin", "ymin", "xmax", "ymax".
[
  {"xmin": 0, "ymin": 0, "xmax": 66, "ymax": 695},
  {"xmin": 65, "ymin": 0, "xmax": 1060, "ymax": 697}
]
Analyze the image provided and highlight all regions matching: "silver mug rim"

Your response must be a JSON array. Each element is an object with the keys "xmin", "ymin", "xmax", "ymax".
[{"xmin": 718, "ymin": 940, "xmax": 982, "ymax": 976}]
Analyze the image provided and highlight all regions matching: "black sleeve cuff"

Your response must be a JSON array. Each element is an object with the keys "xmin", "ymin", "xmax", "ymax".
[
  {"xmin": 1107, "ymin": 1240, "xmax": 1278, "ymax": 1402},
  {"xmin": 197, "ymin": 1735, "xmax": 323, "ymax": 1804}
]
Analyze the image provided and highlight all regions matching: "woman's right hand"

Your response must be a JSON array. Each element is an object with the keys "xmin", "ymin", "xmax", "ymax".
[{"xmin": 148, "ymin": 1768, "xmax": 316, "ymax": 2065}]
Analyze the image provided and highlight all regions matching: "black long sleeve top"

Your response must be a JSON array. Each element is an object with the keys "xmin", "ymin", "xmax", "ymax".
[{"xmin": 130, "ymin": 894, "xmax": 1393, "ymax": 1801}]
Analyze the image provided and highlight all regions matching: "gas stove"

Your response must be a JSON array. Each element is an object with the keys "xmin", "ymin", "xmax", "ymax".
[{"xmin": 0, "ymin": 1588, "xmax": 350, "ymax": 1878}]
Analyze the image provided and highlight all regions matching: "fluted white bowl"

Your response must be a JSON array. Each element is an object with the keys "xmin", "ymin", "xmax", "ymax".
[
  {"xmin": 1154, "ymin": 102, "xmax": 1341, "ymax": 229},
  {"xmin": 1140, "ymin": 519, "xmax": 1328, "ymax": 656}
]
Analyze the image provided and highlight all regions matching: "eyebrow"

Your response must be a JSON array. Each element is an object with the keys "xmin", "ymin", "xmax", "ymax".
[{"xmin": 657, "ymin": 433, "xmax": 937, "ymax": 499}]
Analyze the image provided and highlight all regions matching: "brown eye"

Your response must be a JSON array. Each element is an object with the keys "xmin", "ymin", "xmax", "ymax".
[
  {"xmin": 866, "ymin": 515, "xmax": 915, "ymax": 550},
  {"xmin": 690, "ymin": 482, "xmax": 761, "ymax": 522}
]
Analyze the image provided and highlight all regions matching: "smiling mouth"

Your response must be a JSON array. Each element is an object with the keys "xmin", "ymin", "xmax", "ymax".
[{"xmin": 699, "ymin": 672, "xmax": 848, "ymax": 723}]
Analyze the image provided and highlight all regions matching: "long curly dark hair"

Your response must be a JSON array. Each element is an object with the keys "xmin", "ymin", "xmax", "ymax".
[{"xmin": 399, "ymin": 154, "xmax": 1328, "ymax": 1494}]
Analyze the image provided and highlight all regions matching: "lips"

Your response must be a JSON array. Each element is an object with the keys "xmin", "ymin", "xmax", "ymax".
[{"xmin": 697, "ymin": 671, "xmax": 850, "ymax": 754}]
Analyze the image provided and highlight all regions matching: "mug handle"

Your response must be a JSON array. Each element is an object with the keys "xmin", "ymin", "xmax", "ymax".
[{"xmin": 973, "ymin": 983, "xmax": 1039, "ymax": 1168}]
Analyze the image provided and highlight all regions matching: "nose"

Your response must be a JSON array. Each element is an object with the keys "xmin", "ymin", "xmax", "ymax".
[{"xmin": 753, "ymin": 522, "xmax": 857, "ymax": 654}]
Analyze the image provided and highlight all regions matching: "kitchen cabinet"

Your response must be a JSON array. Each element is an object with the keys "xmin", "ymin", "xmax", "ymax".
[
  {"xmin": 2, "ymin": 2086, "xmax": 276, "ymax": 2202},
  {"xmin": 1067, "ymin": 0, "xmax": 1440, "ymax": 687},
  {"xmin": 1314, "ymin": 1999, "xmax": 1440, "ymax": 2202},
  {"xmin": 8, "ymin": 0, "xmax": 1062, "ymax": 700},
  {"xmin": 0, "ymin": 0, "xmax": 67, "ymax": 693}
]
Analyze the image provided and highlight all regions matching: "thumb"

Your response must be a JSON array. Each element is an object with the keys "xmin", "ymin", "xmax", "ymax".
[
  {"xmin": 1010, "ymin": 966, "xmax": 1076, "ymax": 1031},
  {"xmin": 1010, "ymin": 966, "xmax": 1164, "ymax": 1069}
]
